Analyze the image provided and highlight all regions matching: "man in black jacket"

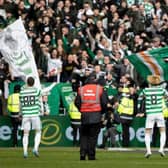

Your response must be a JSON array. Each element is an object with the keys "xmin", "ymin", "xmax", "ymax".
[{"xmin": 75, "ymin": 74, "xmax": 108, "ymax": 160}]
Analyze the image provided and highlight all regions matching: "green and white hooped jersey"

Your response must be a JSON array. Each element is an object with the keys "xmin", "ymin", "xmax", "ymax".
[
  {"xmin": 20, "ymin": 85, "xmax": 41, "ymax": 117},
  {"xmin": 139, "ymin": 86, "xmax": 167, "ymax": 115}
]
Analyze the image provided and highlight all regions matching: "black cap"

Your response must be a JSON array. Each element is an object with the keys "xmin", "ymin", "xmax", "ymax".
[{"xmin": 84, "ymin": 73, "xmax": 97, "ymax": 84}]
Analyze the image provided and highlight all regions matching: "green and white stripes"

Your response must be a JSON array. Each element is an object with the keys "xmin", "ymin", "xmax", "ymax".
[
  {"xmin": 20, "ymin": 86, "xmax": 41, "ymax": 117},
  {"xmin": 138, "ymin": 86, "xmax": 166, "ymax": 115}
]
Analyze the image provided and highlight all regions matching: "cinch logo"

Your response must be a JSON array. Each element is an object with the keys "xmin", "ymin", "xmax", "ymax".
[{"xmin": 41, "ymin": 119, "xmax": 62, "ymax": 145}]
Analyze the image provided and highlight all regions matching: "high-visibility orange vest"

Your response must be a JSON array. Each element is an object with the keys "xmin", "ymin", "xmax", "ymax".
[{"xmin": 78, "ymin": 84, "xmax": 103, "ymax": 112}]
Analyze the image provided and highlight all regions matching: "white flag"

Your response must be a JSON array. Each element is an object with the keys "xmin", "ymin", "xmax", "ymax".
[{"xmin": 0, "ymin": 18, "xmax": 40, "ymax": 88}]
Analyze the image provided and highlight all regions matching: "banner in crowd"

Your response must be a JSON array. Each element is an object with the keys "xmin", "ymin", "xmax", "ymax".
[
  {"xmin": 57, "ymin": 83, "xmax": 74, "ymax": 111},
  {"xmin": 127, "ymin": 47, "xmax": 168, "ymax": 82},
  {"xmin": 0, "ymin": 115, "xmax": 160, "ymax": 147},
  {"xmin": 0, "ymin": 18, "xmax": 40, "ymax": 87}
]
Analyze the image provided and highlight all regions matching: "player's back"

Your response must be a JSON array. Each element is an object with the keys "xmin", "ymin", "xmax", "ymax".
[
  {"xmin": 143, "ymin": 86, "xmax": 165, "ymax": 115},
  {"xmin": 20, "ymin": 86, "xmax": 41, "ymax": 117}
]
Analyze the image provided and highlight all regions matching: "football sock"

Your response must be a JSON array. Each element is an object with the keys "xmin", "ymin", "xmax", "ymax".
[
  {"xmin": 34, "ymin": 131, "xmax": 41, "ymax": 151},
  {"xmin": 145, "ymin": 133, "xmax": 151, "ymax": 154},
  {"xmin": 23, "ymin": 133, "xmax": 29, "ymax": 154},
  {"xmin": 160, "ymin": 131, "xmax": 166, "ymax": 152}
]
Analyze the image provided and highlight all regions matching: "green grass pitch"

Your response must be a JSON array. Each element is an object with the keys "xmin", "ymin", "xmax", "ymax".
[{"xmin": 0, "ymin": 147, "xmax": 168, "ymax": 168}]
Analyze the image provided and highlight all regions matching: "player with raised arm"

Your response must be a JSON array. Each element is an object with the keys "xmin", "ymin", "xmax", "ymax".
[
  {"xmin": 20, "ymin": 76, "xmax": 56, "ymax": 158},
  {"xmin": 20, "ymin": 77, "xmax": 42, "ymax": 158},
  {"xmin": 137, "ymin": 75, "xmax": 168, "ymax": 158}
]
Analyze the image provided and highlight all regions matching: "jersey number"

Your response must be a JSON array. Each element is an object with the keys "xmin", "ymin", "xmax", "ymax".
[
  {"xmin": 23, "ymin": 96, "xmax": 36, "ymax": 106},
  {"xmin": 151, "ymin": 95, "xmax": 157, "ymax": 104}
]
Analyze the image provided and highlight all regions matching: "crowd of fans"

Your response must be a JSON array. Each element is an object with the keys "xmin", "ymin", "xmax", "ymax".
[{"xmin": 0, "ymin": 0, "xmax": 168, "ymax": 115}]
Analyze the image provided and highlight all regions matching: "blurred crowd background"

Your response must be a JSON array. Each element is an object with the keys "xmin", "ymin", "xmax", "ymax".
[{"xmin": 0, "ymin": 0, "xmax": 168, "ymax": 115}]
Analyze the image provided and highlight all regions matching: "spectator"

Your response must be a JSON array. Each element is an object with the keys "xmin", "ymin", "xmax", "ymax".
[
  {"xmin": 61, "ymin": 54, "xmax": 79, "ymax": 82},
  {"xmin": 92, "ymin": 49, "xmax": 104, "ymax": 65},
  {"xmin": 35, "ymin": 43, "xmax": 48, "ymax": 81},
  {"xmin": 154, "ymin": 1, "xmax": 164, "ymax": 21},
  {"xmin": 71, "ymin": 59, "xmax": 91, "ymax": 91},
  {"xmin": 47, "ymin": 48, "xmax": 62, "ymax": 83},
  {"xmin": 146, "ymin": 16, "xmax": 162, "ymax": 38},
  {"xmin": 77, "ymin": 2, "xmax": 94, "ymax": 20},
  {"xmin": 151, "ymin": 36, "xmax": 162, "ymax": 49}
]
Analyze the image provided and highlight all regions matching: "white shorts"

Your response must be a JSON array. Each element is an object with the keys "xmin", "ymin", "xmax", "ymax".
[
  {"xmin": 145, "ymin": 114, "xmax": 165, "ymax": 129},
  {"xmin": 21, "ymin": 116, "xmax": 41, "ymax": 131}
]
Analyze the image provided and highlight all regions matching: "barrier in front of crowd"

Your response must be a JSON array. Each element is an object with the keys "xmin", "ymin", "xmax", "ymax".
[{"xmin": 0, "ymin": 115, "xmax": 159, "ymax": 147}]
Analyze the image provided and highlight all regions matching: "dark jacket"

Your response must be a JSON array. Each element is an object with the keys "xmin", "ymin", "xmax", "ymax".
[{"xmin": 105, "ymin": 112, "xmax": 121, "ymax": 129}]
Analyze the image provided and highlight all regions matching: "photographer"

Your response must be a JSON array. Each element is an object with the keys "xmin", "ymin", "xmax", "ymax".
[{"xmin": 99, "ymin": 102, "xmax": 121, "ymax": 148}]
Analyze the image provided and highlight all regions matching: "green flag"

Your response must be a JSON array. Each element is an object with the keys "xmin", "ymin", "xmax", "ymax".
[
  {"xmin": 57, "ymin": 83, "xmax": 74, "ymax": 111},
  {"xmin": 126, "ymin": 47, "xmax": 168, "ymax": 82}
]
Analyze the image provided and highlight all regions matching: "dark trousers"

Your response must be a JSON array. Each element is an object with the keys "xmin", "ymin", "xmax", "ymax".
[
  {"xmin": 71, "ymin": 124, "xmax": 81, "ymax": 146},
  {"xmin": 120, "ymin": 119, "xmax": 132, "ymax": 147},
  {"xmin": 102, "ymin": 127, "xmax": 117, "ymax": 147},
  {"xmin": 80, "ymin": 123, "xmax": 100, "ymax": 160},
  {"xmin": 11, "ymin": 117, "xmax": 21, "ymax": 147},
  {"xmin": 165, "ymin": 119, "xmax": 168, "ymax": 147}
]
